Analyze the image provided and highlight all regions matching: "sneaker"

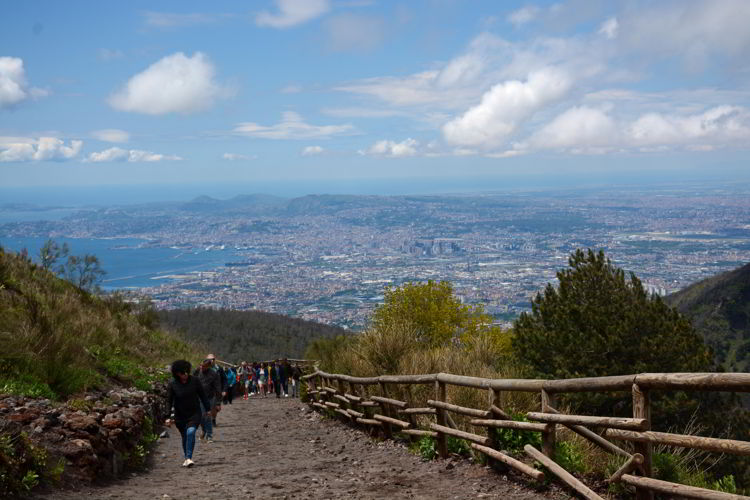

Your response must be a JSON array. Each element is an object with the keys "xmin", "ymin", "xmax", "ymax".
[
  {"xmin": 182, "ymin": 459, "xmax": 189, "ymax": 467},
  {"xmin": 206, "ymin": 438, "xmax": 214, "ymax": 443},
  {"xmin": 285, "ymin": 393, "xmax": 289, "ymax": 397},
  {"xmin": 199, "ymin": 431, "xmax": 206, "ymax": 440},
  {"xmin": 185, "ymin": 459, "xmax": 195, "ymax": 467}
]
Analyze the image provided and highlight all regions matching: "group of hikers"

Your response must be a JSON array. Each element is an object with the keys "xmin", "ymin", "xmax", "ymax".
[{"xmin": 164, "ymin": 354, "xmax": 305, "ymax": 467}]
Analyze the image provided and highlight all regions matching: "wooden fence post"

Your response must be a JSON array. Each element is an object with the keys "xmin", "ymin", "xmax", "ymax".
[
  {"xmin": 487, "ymin": 388, "xmax": 501, "ymax": 469},
  {"xmin": 541, "ymin": 389, "xmax": 556, "ymax": 459},
  {"xmin": 379, "ymin": 381, "xmax": 393, "ymax": 439},
  {"xmin": 633, "ymin": 383, "xmax": 654, "ymax": 500},
  {"xmin": 435, "ymin": 380, "xmax": 448, "ymax": 458}
]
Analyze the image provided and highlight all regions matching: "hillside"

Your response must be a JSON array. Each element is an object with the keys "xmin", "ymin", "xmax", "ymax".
[
  {"xmin": 158, "ymin": 307, "xmax": 351, "ymax": 362},
  {"xmin": 666, "ymin": 262, "xmax": 750, "ymax": 371},
  {"xmin": 0, "ymin": 247, "xmax": 201, "ymax": 399}
]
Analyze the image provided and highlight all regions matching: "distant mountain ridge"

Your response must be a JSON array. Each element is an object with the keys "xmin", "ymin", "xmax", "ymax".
[{"xmin": 666, "ymin": 262, "xmax": 750, "ymax": 372}]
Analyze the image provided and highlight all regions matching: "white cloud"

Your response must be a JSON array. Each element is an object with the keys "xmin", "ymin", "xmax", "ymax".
[
  {"xmin": 322, "ymin": 107, "xmax": 410, "ymax": 118},
  {"xmin": 325, "ymin": 13, "xmax": 383, "ymax": 52},
  {"xmin": 91, "ymin": 129, "xmax": 129, "ymax": 143},
  {"xmin": 442, "ymin": 68, "xmax": 571, "ymax": 149},
  {"xmin": 0, "ymin": 136, "xmax": 82, "ymax": 162},
  {"xmin": 109, "ymin": 52, "xmax": 231, "ymax": 115},
  {"xmin": 301, "ymin": 145, "xmax": 324, "ymax": 156},
  {"xmin": 233, "ymin": 111, "xmax": 354, "ymax": 139},
  {"xmin": 598, "ymin": 17, "xmax": 618, "ymax": 39},
  {"xmin": 0, "ymin": 57, "xmax": 48, "ymax": 109},
  {"xmin": 86, "ymin": 147, "xmax": 182, "ymax": 162},
  {"xmin": 222, "ymin": 153, "xmax": 253, "ymax": 160},
  {"xmin": 628, "ymin": 105, "xmax": 750, "ymax": 148},
  {"xmin": 620, "ymin": 0, "xmax": 750, "ymax": 72},
  {"xmin": 508, "ymin": 6, "xmax": 540, "ymax": 26},
  {"xmin": 529, "ymin": 106, "xmax": 618, "ymax": 152},
  {"xmin": 361, "ymin": 138, "xmax": 418, "ymax": 157},
  {"xmin": 256, "ymin": 0, "xmax": 330, "ymax": 29}
]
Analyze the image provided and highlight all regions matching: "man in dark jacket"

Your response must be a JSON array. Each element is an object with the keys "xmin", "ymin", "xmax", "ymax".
[
  {"xmin": 193, "ymin": 358, "xmax": 222, "ymax": 441},
  {"xmin": 270, "ymin": 360, "xmax": 286, "ymax": 398},
  {"xmin": 207, "ymin": 354, "xmax": 227, "ymax": 426}
]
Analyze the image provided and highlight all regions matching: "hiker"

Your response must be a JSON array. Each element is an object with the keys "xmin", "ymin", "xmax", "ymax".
[
  {"xmin": 165, "ymin": 359, "xmax": 211, "ymax": 467},
  {"xmin": 257, "ymin": 362, "xmax": 268, "ymax": 397},
  {"xmin": 205, "ymin": 354, "xmax": 227, "ymax": 427},
  {"xmin": 282, "ymin": 358, "xmax": 292, "ymax": 397},
  {"xmin": 291, "ymin": 363, "xmax": 303, "ymax": 398},
  {"xmin": 193, "ymin": 358, "xmax": 222, "ymax": 442},
  {"xmin": 271, "ymin": 359, "xmax": 287, "ymax": 398},
  {"xmin": 224, "ymin": 366, "xmax": 236, "ymax": 405},
  {"xmin": 238, "ymin": 361, "xmax": 250, "ymax": 400}
]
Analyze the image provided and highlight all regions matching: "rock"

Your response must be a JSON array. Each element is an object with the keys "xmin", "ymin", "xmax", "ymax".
[{"xmin": 65, "ymin": 414, "xmax": 99, "ymax": 433}]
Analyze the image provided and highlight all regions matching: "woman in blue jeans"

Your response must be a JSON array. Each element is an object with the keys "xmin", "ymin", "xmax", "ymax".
[{"xmin": 165, "ymin": 360, "xmax": 211, "ymax": 467}]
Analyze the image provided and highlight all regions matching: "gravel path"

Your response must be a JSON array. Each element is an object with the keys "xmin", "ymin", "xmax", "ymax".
[{"xmin": 33, "ymin": 395, "xmax": 570, "ymax": 499}]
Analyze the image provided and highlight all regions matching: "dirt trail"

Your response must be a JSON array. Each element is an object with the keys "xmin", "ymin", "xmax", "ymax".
[{"xmin": 33, "ymin": 395, "xmax": 568, "ymax": 500}]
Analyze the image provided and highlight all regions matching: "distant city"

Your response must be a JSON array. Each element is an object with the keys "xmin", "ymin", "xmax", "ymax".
[{"xmin": 2, "ymin": 181, "xmax": 749, "ymax": 330}]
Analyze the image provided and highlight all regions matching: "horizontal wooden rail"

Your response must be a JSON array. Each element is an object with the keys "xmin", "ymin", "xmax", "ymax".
[
  {"xmin": 527, "ymin": 412, "xmax": 649, "ymax": 431},
  {"xmin": 355, "ymin": 417, "xmax": 383, "ymax": 426},
  {"xmin": 333, "ymin": 394, "xmax": 349, "ymax": 404},
  {"xmin": 429, "ymin": 423, "xmax": 490, "ymax": 446},
  {"xmin": 304, "ymin": 370, "xmax": 750, "ymax": 393},
  {"xmin": 470, "ymin": 419, "xmax": 549, "ymax": 432},
  {"xmin": 428, "ymin": 399, "xmax": 490, "ymax": 418},
  {"xmin": 545, "ymin": 406, "xmax": 632, "ymax": 458},
  {"xmin": 373, "ymin": 414, "xmax": 410, "ymax": 429},
  {"xmin": 634, "ymin": 373, "xmax": 750, "ymax": 392},
  {"xmin": 344, "ymin": 393, "xmax": 361, "ymax": 402},
  {"xmin": 607, "ymin": 453, "xmax": 643, "ymax": 484},
  {"xmin": 334, "ymin": 409, "xmax": 351, "ymax": 419},
  {"xmin": 346, "ymin": 409, "xmax": 364, "ymax": 418},
  {"xmin": 401, "ymin": 429, "xmax": 437, "ymax": 438},
  {"xmin": 324, "ymin": 401, "xmax": 340, "ymax": 409},
  {"xmin": 370, "ymin": 395, "xmax": 408, "ymax": 408},
  {"xmin": 471, "ymin": 443, "xmax": 544, "ymax": 481},
  {"xmin": 620, "ymin": 475, "xmax": 749, "ymax": 500},
  {"xmin": 359, "ymin": 401, "xmax": 379, "ymax": 407},
  {"xmin": 605, "ymin": 429, "xmax": 750, "ymax": 456},
  {"xmin": 399, "ymin": 407, "xmax": 436, "ymax": 415}
]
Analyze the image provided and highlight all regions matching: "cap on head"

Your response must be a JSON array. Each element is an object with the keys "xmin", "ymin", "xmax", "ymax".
[{"xmin": 206, "ymin": 353, "xmax": 216, "ymax": 360}]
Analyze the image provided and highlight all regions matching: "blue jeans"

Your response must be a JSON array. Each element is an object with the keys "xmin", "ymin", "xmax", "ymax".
[
  {"xmin": 181, "ymin": 425, "xmax": 197, "ymax": 459},
  {"xmin": 200, "ymin": 399, "xmax": 213, "ymax": 438}
]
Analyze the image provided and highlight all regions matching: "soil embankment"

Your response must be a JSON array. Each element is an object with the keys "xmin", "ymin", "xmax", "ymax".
[{"xmin": 33, "ymin": 395, "xmax": 567, "ymax": 499}]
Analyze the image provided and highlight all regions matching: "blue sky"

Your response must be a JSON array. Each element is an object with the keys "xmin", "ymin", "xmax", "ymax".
[{"xmin": 1, "ymin": 0, "xmax": 749, "ymax": 194}]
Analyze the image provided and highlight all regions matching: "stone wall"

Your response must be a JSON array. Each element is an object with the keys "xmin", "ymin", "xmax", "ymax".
[{"xmin": 0, "ymin": 385, "xmax": 167, "ymax": 485}]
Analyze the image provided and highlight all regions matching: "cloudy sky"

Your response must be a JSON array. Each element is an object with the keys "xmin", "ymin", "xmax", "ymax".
[{"xmin": 2, "ymin": 0, "xmax": 749, "ymax": 193}]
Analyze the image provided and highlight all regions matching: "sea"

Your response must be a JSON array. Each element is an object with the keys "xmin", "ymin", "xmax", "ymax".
[{"xmin": 0, "ymin": 236, "xmax": 242, "ymax": 290}]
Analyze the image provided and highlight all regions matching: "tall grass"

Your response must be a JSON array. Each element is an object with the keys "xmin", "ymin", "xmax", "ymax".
[{"xmin": 0, "ymin": 248, "xmax": 202, "ymax": 399}]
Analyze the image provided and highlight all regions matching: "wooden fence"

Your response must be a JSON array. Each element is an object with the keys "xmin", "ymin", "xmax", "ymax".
[{"xmin": 302, "ymin": 370, "xmax": 750, "ymax": 500}]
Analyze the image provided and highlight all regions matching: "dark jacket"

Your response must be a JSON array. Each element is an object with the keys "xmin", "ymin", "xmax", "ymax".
[
  {"xmin": 292, "ymin": 365, "xmax": 303, "ymax": 381},
  {"xmin": 166, "ymin": 375, "xmax": 211, "ymax": 426},
  {"xmin": 218, "ymin": 366, "xmax": 228, "ymax": 392},
  {"xmin": 270, "ymin": 364, "xmax": 286, "ymax": 383},
  {"xmin": 193, "ymin": 366, "xmax": 222, "ymax": 400}
]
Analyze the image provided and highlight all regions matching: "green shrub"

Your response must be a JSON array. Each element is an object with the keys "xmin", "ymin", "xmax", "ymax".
[
  {"xmin": 416, "ymin": 436, "xmax": 437, "ymax": 461},
  {"xmin": 555, "ymin": 441, "xmax": 585, "ymax": 474},
  {"xmin": 492, "ymin": 414, "xmax": 542, "ymax": 454}
]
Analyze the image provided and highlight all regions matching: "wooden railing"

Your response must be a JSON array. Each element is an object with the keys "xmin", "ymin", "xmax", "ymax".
[{"xmin": 302, "ymin": 370, "xmax": 750, "ymax": 500}]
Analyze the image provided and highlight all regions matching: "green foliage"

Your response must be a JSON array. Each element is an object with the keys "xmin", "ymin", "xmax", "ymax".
[
  {"xmin": 0, "ymin": 247, "xmax": 202, "ymax": 400},
  {"xmin": 160, "ymin": 306, "xmax": 348, "ymax": 362},
  {"xmin": 372, "ymin": 280, "xmax": 491, "ymax": 347},
  {"xmin": 653, "ymin": 452, "xmax": 738, "ymax": 494},
  {"xmin": 0, "ymin": 373, "xmax": 55, "ymax": 399},
  {"xmin": 21, "ymin": 470, "xmax": 39, "ymax": 491},
  {"xmin": 491, "ymin": 415, "xmax": 542, "ymax": 454},
  {"xmin": 62, "ymin": 253, "xmax": 106, "ymax": 292},
  {"xmin": 555, "ymin": 441, "xmax": 585, "ymax": 474},
  {"xmin": 513, "ymin": 249, "xmax": 713, "ymax": 380},
  {"xmin": 415, "ymin": 436, "xmax": 437, "ymax": 461},
  {"xmin": 447, "ymin": 436, "xmax": 471, "ymax": 456},
  {"xmin": 666, "ymin": 262, "xmax": 750, "ymax": 372}
]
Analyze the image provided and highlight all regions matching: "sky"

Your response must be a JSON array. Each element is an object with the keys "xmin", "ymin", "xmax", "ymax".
[{"xmin": 1, "ymin": 0, "xmax": 750, "ymax": 198}]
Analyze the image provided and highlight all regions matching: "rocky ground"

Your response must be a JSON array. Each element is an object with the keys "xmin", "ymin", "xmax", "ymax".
[{"xmin": 31, "ymin": 394, "xmax": 574, "ymax": 500}]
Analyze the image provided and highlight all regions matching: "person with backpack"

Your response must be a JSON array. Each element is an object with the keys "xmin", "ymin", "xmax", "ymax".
[
  {"xmin": 193, "ymin": 357, "xmax": 222, "ymax": 442},
  {"xmin": 224, "ymin": 366, "xmax": 236, "ymax": 405}
]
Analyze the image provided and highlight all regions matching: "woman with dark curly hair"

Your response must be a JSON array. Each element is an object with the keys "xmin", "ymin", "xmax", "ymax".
[{"xmin": 165, "ymin": 359, "xmax": 211, "ymax": 467}]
